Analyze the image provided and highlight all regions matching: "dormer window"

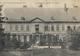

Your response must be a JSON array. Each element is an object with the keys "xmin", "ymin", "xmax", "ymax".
[{"xmin": 21, "ymin": 17, "xmax": 25, "ymax": 20}]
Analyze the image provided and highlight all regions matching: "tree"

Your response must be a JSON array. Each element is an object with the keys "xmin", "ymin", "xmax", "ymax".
[
  {"xmin": 69, "ymin": 30, "xmax": 80, "ymax": 50},
  {"xmin": 10, "ymin": 35, "xmax": 20, "ymax": 49},
  {"xmin": 0, "ymin": 33, "xmax": 5, "ymax": 49}
]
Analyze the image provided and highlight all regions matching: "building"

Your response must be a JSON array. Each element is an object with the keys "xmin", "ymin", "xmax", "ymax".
[{"xmin": 1, "ymin": 7, "xmax": 80, "ymax": 46}]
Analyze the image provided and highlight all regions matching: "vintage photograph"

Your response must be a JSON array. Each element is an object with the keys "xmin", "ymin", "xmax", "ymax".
[{"xmin": 0, "ymin": 0, "xmax": 80, "ymax": 56}]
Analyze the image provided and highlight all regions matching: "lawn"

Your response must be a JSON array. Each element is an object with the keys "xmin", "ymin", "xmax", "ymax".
[{"xmin": 0, "ymin": 48, "xmax": 80, "ymax": 56}]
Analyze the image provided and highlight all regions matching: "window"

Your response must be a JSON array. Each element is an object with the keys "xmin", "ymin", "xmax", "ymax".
[
  {"xmin": 73, "ymin": 26, "xmax": 76, "ymax": 30},
  {"xmin": 21, "ymin": 25, "xmax": 24, "ymax": 31},
  {"xmin": 15, "ymin": 25, "xmax": 18, "ymax": 31},
  {"xmin": 44, "ymin": 24, "xmax": 49, "ymax": 31},
  {"xmin": 0, "ymin": 24, "xmax": 2, "ymax": 28},
  {"xmin": 26, "ymin": 24, "xmax": 29, "ymax": 31},
  {"xmin": 77, "ymin": 26, "xmax": 80, "ymax": 30},
  {"xmin": 51, "ymin": 25, "xmax": 54, "ymax": 31},
  {"xmin": 62, "ymin": 25, "xmax": 65, "ymax": 31},
  {"xmin": 10, "ymin": 24, "xmax": 12, "ymax": 31},
  {"xmin": 35, "ymin": 24, "xmax": 39, "ymax": 28},
  {"xmin": 56, "ymin": 24, "xmax": 59, "ymax": 31},
  {"xmin": 35, "ymin": 24, "xmax": 39, "ymax": 32}
]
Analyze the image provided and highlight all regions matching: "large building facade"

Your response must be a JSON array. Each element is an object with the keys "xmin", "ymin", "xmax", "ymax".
[{"xmin": 1, "ymin": 7, "xmax": 80, "ymax": 46}]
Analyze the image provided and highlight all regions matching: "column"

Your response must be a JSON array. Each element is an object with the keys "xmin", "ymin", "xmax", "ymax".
[
  {"xmin": 24, "ymin": 35, "xmax": 27, "ymax": 43},
  {"xmin": 18, "ymin": 35, "xmax": 21, "ymax": 42},
  {"xmin": 27, "ymin": 35, "xmax": 30, "ymax": 42},
  {"xmin": 10, "ymin": 35, "xmax": 13, "ymax": 40},
  {"xmin": 16, "ymin": 35, "xmax": 18, "ymax": 40},
  {"xmin": 20, "ymin": 35, "xmax": 24, "ymax": 42}
]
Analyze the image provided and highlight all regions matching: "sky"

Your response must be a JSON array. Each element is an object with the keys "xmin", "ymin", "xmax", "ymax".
[
  {"xmin": 0, "ymin": 0, "xmax": 79, "ymax": 8},
  {"xmin": 4, "ymin": 7, "xmax": 80, "ymax": 21},
  {"xmin": 0, "ymin": 0, "xmax": 80, "ymax": 21}
]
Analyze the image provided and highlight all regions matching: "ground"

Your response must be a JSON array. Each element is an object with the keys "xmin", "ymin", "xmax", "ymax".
[{"xmin": 0, "ymin": 48, "xmax": 80, "ymax": 56}]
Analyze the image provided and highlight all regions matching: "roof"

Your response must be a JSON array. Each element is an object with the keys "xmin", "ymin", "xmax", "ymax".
[{"xmin": 3, "ymin": 8, "xmax": 80, "ymax": 22}]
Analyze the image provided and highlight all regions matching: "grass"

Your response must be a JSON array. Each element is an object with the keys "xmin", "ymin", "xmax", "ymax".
[{"xmin": 0, "ymin": 48, "xmax": 80, "ymax": 56}]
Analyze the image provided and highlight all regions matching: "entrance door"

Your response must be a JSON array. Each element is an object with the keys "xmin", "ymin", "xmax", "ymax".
[{"xmin": 32, "ymin": 34, "xmax": 40, "ymax": 45}]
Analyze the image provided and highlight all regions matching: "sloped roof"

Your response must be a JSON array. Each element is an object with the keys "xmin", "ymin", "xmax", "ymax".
[{"xmin": 4, "ymin": 8, "xmax": 80, "ymax": 22}]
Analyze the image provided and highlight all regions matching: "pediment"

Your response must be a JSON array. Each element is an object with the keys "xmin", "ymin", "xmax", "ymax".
[{"xmin": 30, "ymin": 17, "xmax": 45, "ymax": 22}]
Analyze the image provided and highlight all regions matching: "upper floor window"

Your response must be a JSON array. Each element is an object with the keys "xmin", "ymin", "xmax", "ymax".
[
  {"xmin": 10, "ymin": 24, "xmax": 12, "ymax": 31},
  {"xmin": 62, "ymin": 25, "xmax": 65, "ymax": 31},
  {"xmin": 44, "ymin": 24, "xmax": 49, "ymax": 31},
  {"xmin": 77, "ymin": 26, "xmax": 80, "ymax": 30},
  {"xmin": 15, "ymin": 25, "xmax": 18, "ymax": 31},
  {"xmin": 56, "ymin": 24, "xmax": 59, "ymax": 31},
  {"xmin": 26, "ymin": 24, "xmax": 29, "ymax": 31},
  {"xmin": 35, "ymin": 24, "xmax": 39, "ymax": 32},
  {"xmin": 51, "ymin": 25, "xmax": 54, "ymax": 31},
  {"xmin": 73, "ymin": 26, "xmax": 76, "ymax": 30},
  {"xmin": 21, "ymin": 25, "xmax": 24, "ymax": 31},
  {"xmin": 0, "ymin": 24, "xmax": 2, "ymax": 28},
  {"xmin": 35, "ymin": 24, "xmax": 39, "ymax": 28}
]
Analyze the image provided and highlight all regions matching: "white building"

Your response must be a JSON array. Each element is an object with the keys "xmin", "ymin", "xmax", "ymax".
[{"xmin": 2, "ymin": 7, "xmax": 80, "ymax": 46}]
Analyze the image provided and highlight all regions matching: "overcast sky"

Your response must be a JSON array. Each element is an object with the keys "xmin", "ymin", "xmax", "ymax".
[
  {"xmin": 0, "ymin": 0, "xmax": 79, "ymax": 8},
  {"xmin": 0, "ymin": 0, "xmax": 79, "ymax": 21},
  {"xmin": 3, "ymin": 8, "xmax": 80, "ymax": 21}
]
